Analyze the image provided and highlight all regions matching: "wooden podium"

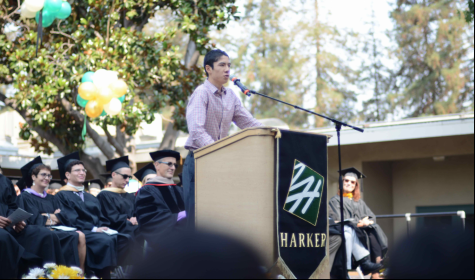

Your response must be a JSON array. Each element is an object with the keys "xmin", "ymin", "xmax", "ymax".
[{"xmin": 194, "ymin": 127, "xmax": 330, "ymax": 278}]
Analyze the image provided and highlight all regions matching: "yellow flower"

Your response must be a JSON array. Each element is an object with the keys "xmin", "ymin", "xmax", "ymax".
[{"xmin": 50, "ymin": 266, "xmax": 84, "ymax": 279}]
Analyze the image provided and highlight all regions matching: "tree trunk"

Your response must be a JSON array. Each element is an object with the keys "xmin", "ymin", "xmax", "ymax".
[{"xmin": 158, "ymin": 37, "xmax": 199, "ymax": 150}]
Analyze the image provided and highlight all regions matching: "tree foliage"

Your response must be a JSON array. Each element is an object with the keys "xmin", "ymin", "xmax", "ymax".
[
  {"xmin": 389, "ymin": 0, "xmax": 474, "ymax": 117},
  {"xmin": 0, "ymin": 0, "xmax": 239, "ymax": 175},
  {"xmin": 213, "ymin": 0, "xmax": 359, "ymax": 129}
]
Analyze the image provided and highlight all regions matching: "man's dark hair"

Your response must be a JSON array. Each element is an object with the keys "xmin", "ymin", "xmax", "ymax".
[
  {"xmin": 66, "ymin": 160, "xmax": 85, "ymax": 173},
  {"xmin": 31, "ymin": 164, "xmax": 52, "ymax": 177},
  {"xmin": 204, "ymin": 49, "xmax": 229, "ymax": 78}
]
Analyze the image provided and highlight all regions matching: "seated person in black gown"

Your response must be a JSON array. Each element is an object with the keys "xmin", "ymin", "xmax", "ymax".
[
  {"xmin": 53, "ymin": 152, "xmax": 135, "ymax": 278},
  {"xmin": 86, "ymin": 179, "xmax": 103, "ymax": 197},
  {"xmin": 0, "ymin": 173, "xmax": 65, "ymax": 275},
  {"xmin": 97, "ymin": 156, "xmax": 138, "ymax": 236},
  {"xmin": 329, "ymin": 167, "xmax": 388, "ymax": 279},
  {"xmin": 135, "ymin": 150, "xmax": 186, "ymax": 249},
  {"xmin": 17, "ymin": 157, "xmax": 87, "ymax": 273}
]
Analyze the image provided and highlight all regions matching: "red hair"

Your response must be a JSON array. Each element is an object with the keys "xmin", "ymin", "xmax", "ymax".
[{"xmin": 338, "ymin": 179, "xmax": 361, "ymax": 202}]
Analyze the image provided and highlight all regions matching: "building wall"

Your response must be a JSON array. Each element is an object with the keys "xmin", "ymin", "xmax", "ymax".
[
  {"xmin": 391, "ymin": 154, "xmax": 474, "ymax": 242},
  {"xmin": 326, "ymin": 134, "xmax": 474, "ymax": 247},
  {"xmin": 362, "ymin": 161, "xmax": 394, "ymax": 247}
]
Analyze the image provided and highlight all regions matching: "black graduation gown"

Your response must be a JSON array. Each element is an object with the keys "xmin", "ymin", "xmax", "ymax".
[
  {"xmin": 17, "ymin": 191, "xmax": 80, "ymax": 267},
  {"xmin": 54, "ymin": 190, "xmax": 133, "ymax": 270},
  {"xmin": 135, "ymin": 178, "xmax": 186, "ymax": 249},
  {"xmin": 0, "ymin": 175, "xmax": 65, "ymax": 269},
  {"xmin": 329, "ymin": 195, "xmax": 388, "ymax": 269},
  {"xmin": 97, "ymin": 190, "xmax": 138, "ymax": 236}
]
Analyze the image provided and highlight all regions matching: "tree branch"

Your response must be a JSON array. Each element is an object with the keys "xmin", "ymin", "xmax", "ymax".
[
  {"xmin": 60, "ymin": 96, "xmax": 115, "ymax": 159},
  {"xmin": 0, "ymin": 93, "xmax": 70, "ymax": 155},
  {"xmin": 103, "ymin": 122, "xmax": 125, "ymax": 156}
]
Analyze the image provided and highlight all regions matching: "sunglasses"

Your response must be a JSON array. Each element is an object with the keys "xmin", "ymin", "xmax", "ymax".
[
  {"xmin": 115, "ymin": 172, "xmax": 133, "ymax": 180},
  {"xmin": 158, "ymin": 161, "xmax": 178, "ymax": 168}
]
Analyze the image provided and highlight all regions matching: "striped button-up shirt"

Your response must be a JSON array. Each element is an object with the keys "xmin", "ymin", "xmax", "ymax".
[{"xmin": 185, "ymin": 80, "xmax": 263, "ymax": 151}]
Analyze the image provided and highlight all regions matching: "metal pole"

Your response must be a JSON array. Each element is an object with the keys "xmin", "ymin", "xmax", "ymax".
[
  {"xmin": 405, "ymin": 213, "xmax": 411, "ymax": 236},
  {"xmin": 336, "ymin": 124, "xmax": 347, "ymax": 279},
  {"xmin": 458, "ymin": 211, "xmax": 466, "ymax": 231}
]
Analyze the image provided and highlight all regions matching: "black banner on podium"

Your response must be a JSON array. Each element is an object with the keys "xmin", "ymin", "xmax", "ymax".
[{"xmin": 276, "ymin": 130, "xmax": 328, "ymax": 279}]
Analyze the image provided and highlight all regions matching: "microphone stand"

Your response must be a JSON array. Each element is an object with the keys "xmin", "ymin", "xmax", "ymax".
[{"xmin": 246, "ymin": 89, "xmax": 364, "ymax": 279}]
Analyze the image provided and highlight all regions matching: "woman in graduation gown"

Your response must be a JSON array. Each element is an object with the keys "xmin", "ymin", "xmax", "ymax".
[
  {"xmin": 329, "ymin": 167, "xmax": 388, "ymax": 279},
  {"xmin": 135, "ymin": 150, "xmax": 186, "ymax": 250},
  {"xmin": 53, "ymin": 152, "xmax": 137, "ymax": 277},
  {"xmin": 0, "ymin": 171, "xmax": 65, "ymax": 271},
  {"xmin": 96, "ymin": 156, "xmax": 138, "ymax": 236},
  {"xmin": 16, "ymin": 157, "xmax": 87, "ymax": 272}
]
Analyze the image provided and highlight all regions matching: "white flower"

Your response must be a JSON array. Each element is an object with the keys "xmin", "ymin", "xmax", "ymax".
[
  {"xmin": 3, "ymin": 22, "xmax": 21, "ymax": 42},
  {"xmin": 90, "ymin": 277, "xmax": 99, "ymax": 279},
  {"xmin": 22, "ymin": 276, "xmax": 36, "ymax": 279},
  {"xmin": 43, "ymin": 263, "xmax": 57, "ymax": 269},
  {"xmin": 27, "ymin": 268, "xmax": 45, "ymax": 278},
  {"xmin": 70, "ymin": 267, "xmax": 83, "ymax": 274}
]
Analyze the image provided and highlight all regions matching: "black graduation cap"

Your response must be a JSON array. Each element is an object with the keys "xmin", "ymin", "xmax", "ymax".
[
  {"xmin": 57, "ymin": 152, "xmax": 81, "ymax": 182},
  {"xmin": 48, "ymin": 179, "xmax": 64, "ymax": 190},
  {"xmin": 100, "ymin": 173, "xmax": 113, "ymax": 183},
  {"xmin": 339, "ymin": 167, "xmax": 366, "ymax": 179},
  {"xmin": 149, "ymin": 150, "xmax": 181, "ymax": 163},
  {"xmin": 134, "ymin": 163, "xmax": 156, "ymax": 182},
  {"xmin": 86, "ymin": 179, "xmax": 104, "ymax": 190},
  {"xmin": 20, "ymin": 156, "xmax": 44, "ymax": 187},
  {"xmin": 106, "ymin": 156, "xmax": 130, "ymax": 172},
  {"xmin": 16, "ymin": 178, "xmax": 26, "ymax": 190}
]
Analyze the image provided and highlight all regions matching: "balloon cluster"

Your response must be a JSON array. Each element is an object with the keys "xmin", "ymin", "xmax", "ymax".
[
  {"xmin": 21, "ymin": 0, "xmax": 72, "ymax": 28},
  {"xmin": 77, "ymin": 70, "xmax": 128, "ymax": 119}
]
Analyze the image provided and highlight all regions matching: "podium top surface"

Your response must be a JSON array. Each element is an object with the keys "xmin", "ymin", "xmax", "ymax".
[{"xmin": 194, "ymin": 127, "xmax": 331, "ymax": 159}]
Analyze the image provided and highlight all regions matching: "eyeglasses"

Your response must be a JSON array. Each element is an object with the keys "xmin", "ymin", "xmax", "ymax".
[
  {"xmin": 344, "ymin": 179, "xmax": 356, "ymax": 185},
  {"xmin": 72, "ymin": 169, "xmax": 87, "ymax": 174},
  {"xmin": 38, "ymin": 173, "xmax": 53, "ymax": 179},
  {"xmin": 115, "ymin": 172, "xmax": 133, "ymax": 180},
  {"xmin": 158, "ymin": 161, "xmax": 178, "ymax": 168}
]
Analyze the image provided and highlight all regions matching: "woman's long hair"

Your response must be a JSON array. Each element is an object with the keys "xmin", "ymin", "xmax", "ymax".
[{"xmin": 338, "ymin": 178, "xmax": 361, "ymax": 201}]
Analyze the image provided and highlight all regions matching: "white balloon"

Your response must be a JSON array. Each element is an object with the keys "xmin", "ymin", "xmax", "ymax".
[
  {"xmin": 24, "ymin": 0, "xmax": 45, "ymax": 13},
  {"xmin": 92, "ymin": 69, "xmax": 111, "ymax": 90},
  {"xmin": 104, "ymin": 98, "xmax": 122, "ymax": 116},
  {"xmin": 105, "ymin": 71, "xmax": 119, "ymax": 84},
  {"xmin": 20, "ymin": 4, "xmax": 37, "ymax": 18}
]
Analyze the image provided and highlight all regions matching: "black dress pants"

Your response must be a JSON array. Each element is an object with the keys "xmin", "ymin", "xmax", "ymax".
[
  {"xmin": 182, "ymin": 151, "xmax": 195, "ymax": 229},
  {"xmin": 365, "ymin": 228, "xmax": 383, "ymax": 262}
]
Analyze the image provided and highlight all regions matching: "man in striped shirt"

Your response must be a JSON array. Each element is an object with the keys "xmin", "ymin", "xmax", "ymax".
[{"xmin": 183, "ymin": 49, "xmax": 263, "ymax": 227}]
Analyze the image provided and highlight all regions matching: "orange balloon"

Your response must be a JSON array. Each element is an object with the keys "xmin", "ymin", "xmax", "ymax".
[
  {"xmin": 78, "ymin": 82, "xmax": 98, "ymax": 101},
  {"xmin": 97, "ymin": 87, "xmax": 114, "ymax": 105},
  {"xmin": 85, "ymin": 100, "xmax": 104, "ymax": 119},
  {"xmin": 109, "ymin": 79, "xmax": 128, "ymax": 98}
]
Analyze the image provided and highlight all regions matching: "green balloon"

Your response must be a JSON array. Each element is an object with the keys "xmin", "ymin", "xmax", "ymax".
[
  {"xmin": 35, "ymin": 10, "xmax": 56, "ymax": 28},
  {"xmin": 118, "ymin": 95, "xmax": 125, "ymax": 103},
  {"xmin": 44, "ymin": 0, "xmax": 63, "ymax": 14},
  {"xmin": 56, "ymin": 1, "xmax": 71, "ymax": 20},
  {"xmin": 101, "ymin": 110, "xmax": 107, "ymax": 117},
  {"xmin": 77, "ymin": 94, "xmax": 89, "ymax": 108},
  {"xmin": 81, "ymin": 72, "xmax": 95, "ymax": 83}
]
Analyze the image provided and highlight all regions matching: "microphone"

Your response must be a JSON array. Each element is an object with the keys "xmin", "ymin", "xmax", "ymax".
[{"xmin": 230, "ymin": 75, "xmax": 251, "ymax": 97}]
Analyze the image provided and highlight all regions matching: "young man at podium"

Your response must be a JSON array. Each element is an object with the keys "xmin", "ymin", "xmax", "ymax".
[{"xmin": 183, "ymin": 49, "xmax": 263, "ymax": 227}]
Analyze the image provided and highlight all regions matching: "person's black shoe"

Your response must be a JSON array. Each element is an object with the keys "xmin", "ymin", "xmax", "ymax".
[{"xmin": 359, "ymin": 256, "xmax": 383, "ymax": 275}]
